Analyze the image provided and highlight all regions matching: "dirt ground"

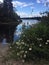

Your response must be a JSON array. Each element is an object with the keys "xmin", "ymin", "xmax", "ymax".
[
  {"xmin": 0, "ymin": 43, "xmax": 34, "ymax": 65},
  {"xmin": 0, "ymin": 43, "xmax": 8, "ymax": 65},
  {"xmin": 0, "ymin": 43, "xmax": 49, "ymax": 65}
]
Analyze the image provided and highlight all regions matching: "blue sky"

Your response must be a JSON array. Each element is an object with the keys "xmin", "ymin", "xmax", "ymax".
[
  {"xmin": 12, "ymin": 0, "xmax": 49, "ymax": 17},
  {"xmin": 0, "ymin": 0, "xmax": 49, "ymax": 17}
]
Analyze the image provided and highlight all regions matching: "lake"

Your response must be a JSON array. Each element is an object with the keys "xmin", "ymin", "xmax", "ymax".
[
  {"xmin": 13, "ymin": 19, "xmax": 39, "ymax": 42},
  {"xmin": 2, "ymin": 19, "xmax": 39, "ymax": 44}
]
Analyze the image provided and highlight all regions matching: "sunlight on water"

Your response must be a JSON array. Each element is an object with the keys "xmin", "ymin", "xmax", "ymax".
[{"xmin": 13, "ymin": 19, "xmax": 38, "ymax": 41}]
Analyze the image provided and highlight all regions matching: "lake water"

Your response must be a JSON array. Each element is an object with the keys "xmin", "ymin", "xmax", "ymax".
[
  {"xmin": 14, "ymin": 19, "xmax": 39, "ymax": 42},
  {"xmin": 2, "ymin": 19, "xmax": 39, "ymax": 44}
]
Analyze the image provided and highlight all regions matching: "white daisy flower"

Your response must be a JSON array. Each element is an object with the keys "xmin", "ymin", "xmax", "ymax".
[
  {"xmin": 17, "ymin": 53, "xmax": 20, "ymax": 56},
  {"xmin": 29, "ymin": 48, "xmax": 32, "ymax": 51},
  {"xmin": 39, "ymin": 44, "xmax": 42, "ymax": 47},
  {"xmin": 25, "ymin": 51, "xmax": 27, "ymax": 53},
  {"xmin": 10, "ymin": 46, "xmax": 12, "ymax": 48},
  {"xmin": 20, "ymin": 51, "xmax": 24, "ymax": 53},
  {"xmin": 45, "ymin": 42, "xmax": 48, "ymax": 45},
  {"xmin": 21, "ymin": 42, "xmax": 25, "ymax": 44},
  {"xmin": 24, "ymin": 54, "xmax": 26, "ymax": 58},
  {"xmin": 23, "ymin": 35, "xmax": 25, "ymax": 37},
  {"xmin": 16, "ymin": 42, "xmax": 19, "ymax": 45},
  {"xmin": 47, "ymin": 40, "xmax": 49, "ymax": 42},
  {"xmin": 22, "ymin": 59, "xmax": 25, "ymax": 63},
  {"xmin": 37, "ymin": 38, "xmax": 42, "ymax": 41}
]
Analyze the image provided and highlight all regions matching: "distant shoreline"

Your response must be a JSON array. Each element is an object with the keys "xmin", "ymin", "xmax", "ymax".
[{"xmin": 21, "ymin": 17, "xmax": 41, "ymax": 20}]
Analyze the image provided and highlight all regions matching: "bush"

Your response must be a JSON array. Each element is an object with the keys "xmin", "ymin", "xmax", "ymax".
[
  {"xmin": 9, "ymin": 23, "xmax": 49, "ymax": 62},
  {"xmin": 9, "ymin": 12, "xmax": 49, "ymax": 62}
]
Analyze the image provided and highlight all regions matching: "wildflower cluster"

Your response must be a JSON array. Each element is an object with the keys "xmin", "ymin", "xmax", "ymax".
[
  {"xmin": 9, "ymin": 13, "xmax": 49, "ymax": 62},
  {"xmin": 15, "ymin": 40, "xmax": 33, "ymax": 62},
  {"xmin": 9, "ymin": 36, "xmax": 49, "ymax": 62}
]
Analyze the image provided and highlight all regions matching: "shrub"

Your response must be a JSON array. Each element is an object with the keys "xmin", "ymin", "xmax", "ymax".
[
  {"xmin": 9, "ymin": 23, "xmax": 49, "ymax": 62},
  {"xmin": 9, "ymin": 12, "xmax": 49, "ymax": 62}
]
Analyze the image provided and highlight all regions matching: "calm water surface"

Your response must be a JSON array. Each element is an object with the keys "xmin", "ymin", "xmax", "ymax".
[
  {"xmin": 14, "ymin": 19, "xmax": 39, "ymax": 41},
  {"xmin": 2, "ymin": 19, "xmax": 39, "ymax": 44}
]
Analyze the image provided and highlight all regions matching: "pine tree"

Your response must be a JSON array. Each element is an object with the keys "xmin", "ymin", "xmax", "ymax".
[
  {"xmin": 0, "ymin": 0, "xmax": 22, "ymax": 42},
  {"xmin": 3, "ymin": 0, "xmax": 13, "ymax": 17}
]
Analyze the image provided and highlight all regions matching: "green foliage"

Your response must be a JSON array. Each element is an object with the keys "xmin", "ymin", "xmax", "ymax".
[
  {"xmin": 41, "ymin": 11, "xmax": 49, "ymax": 26},
  {"xmin": 0, "ymin": 0, "xmax": 21, "ymax": 24},
  {"xmin": 9, "ymin": 12, "xmax": 49, "ymax": 62},
  {"xmin": 0, "ymin": 0, "xmax": 22, "ymax": 42}
]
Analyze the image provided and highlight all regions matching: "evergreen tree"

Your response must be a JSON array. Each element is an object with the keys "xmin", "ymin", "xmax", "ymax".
[
  {"xmin": 0, "ymin": 0, "xmax": 22, "ymax": 42},
  {"xmin": 3, "ymin": 0, "xmax": 13, "ymax": 16}
]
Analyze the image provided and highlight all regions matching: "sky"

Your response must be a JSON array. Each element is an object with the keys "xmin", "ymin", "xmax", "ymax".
[{"xmin": 0, "ymin": 0, "xmax": 49, "ymax": 18}]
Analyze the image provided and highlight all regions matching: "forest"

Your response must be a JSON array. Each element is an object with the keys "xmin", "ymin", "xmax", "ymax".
[{"xmin": 0, "ymin": 0, "xmax": 21, "ymax": 42}]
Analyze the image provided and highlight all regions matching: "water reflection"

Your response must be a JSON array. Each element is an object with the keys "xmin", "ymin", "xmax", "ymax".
[{"xmin": 13, "ymin": 19, "xmax": 38, "ymax": 41}]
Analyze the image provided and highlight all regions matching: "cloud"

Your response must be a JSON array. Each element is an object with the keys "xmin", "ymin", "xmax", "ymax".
[
  {"xmin": 16, "ymin": 11, "xmax": 42, "ymax": 18},
  {"xmin": 12, "ymin": 1, "xmax": 34, "ymax": 8},
  {"xmin": 16, "ymin": 11, "xmax": 28, "ymax": 18},
  {"xmin": 37, "ymin": 0, "xmax": 41, "ymax": 3},
  {"xmin": 21, "ymin": 3, "xmax": 34, "ymax": 8},
  {"xmin": 36, "ymin": 0, "xmax": 49, "ymax": 7},
  {"xmin": 47, "ymin": 0, "xmax": 49, "ymax": 2},
  {"xmin": 0, "ymin": 0, "xmax": 3, "ymax": 3}
]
